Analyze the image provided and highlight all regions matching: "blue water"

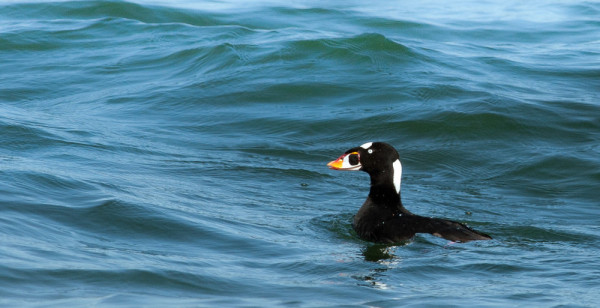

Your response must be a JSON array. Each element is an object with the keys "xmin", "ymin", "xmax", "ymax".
[{"xmin": 1, "ymin": 0, "xmax": 599, "ymax": 306}]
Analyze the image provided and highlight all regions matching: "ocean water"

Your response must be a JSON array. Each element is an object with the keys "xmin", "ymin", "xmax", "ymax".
[{"xmin": 1, "ymin": 0, "xmax": 599, "ymax": 306}]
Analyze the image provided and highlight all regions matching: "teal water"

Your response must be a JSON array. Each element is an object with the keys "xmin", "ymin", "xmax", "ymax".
[{"xmin": 1, "ymin": 0, "xmax": 599, "ymax": 306}]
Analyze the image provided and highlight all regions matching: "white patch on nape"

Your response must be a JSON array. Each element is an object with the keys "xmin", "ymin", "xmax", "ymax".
[
  {"xmin": 360, "ymin": 142, "xmax": 373, "ymax": 149},
  {"xmin": 392, "ymin": 159, "xmax": 402, "ymax": 194}
]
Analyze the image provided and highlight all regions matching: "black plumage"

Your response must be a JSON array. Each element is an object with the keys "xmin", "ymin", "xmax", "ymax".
[{"xmin": 328, "ymin": 142, "xmax": 491, "ymax": 243}]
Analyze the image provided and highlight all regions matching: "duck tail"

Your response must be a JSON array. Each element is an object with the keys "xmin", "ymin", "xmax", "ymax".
[{"xmin": 413, "ymin": 215, "xmax": 492, "ymax": 242}]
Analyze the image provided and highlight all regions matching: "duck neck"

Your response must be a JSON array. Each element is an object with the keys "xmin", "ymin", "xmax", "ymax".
[
  {"xmin": 368, "ymin": 159, "xmax": 402, "ymax": 207},
  {"xmin": 368, "ymin": 181, "xmax": 400, "ymax": 206}
]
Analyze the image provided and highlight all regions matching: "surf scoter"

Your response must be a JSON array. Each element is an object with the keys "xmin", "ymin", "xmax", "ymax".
[{"xmin": 328, "ymin": 142, "xmax": 491, "ymax": 243}]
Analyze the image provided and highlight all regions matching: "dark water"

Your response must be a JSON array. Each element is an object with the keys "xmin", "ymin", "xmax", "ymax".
[{"xmin": 1, "ymin": 0, "xmax": 599, "ymax": 306}]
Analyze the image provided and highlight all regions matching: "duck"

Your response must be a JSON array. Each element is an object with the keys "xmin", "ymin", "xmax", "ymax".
[{"xmin": 328, "ymin": 142, "xmax": 491, "ymax": 243}]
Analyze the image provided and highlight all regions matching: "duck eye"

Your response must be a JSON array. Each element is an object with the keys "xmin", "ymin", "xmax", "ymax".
[
  {"xmin": 368, "ymin": 149, "xmax": 373, "ymax": 154},
  {"xmin": 349, "ymin": 153, "xmax": 359, "ymax": 165}
]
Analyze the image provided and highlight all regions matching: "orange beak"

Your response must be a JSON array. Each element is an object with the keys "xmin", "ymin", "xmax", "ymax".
[
  {"xmin": 327, "ymin": 152, "xmax": 361, "ymax": 170},
  {"xmin": 327, "ymin": 154, "xmax": 345, "ymax": 170}
]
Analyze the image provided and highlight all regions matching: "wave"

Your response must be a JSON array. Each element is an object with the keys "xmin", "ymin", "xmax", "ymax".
[{"xmin": 0, "ymin": 1, "xmax": 220, "ymax": 26}]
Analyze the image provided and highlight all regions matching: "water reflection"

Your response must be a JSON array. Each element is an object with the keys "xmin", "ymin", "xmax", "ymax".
[
  {"xmin": 361, "ymin": 244, "xmax": 396, "ymax": 262},
  {"xmin": 352, "ymin": 244, "xmax": 407, "ymax": 289},
  {"xmin": 361, "ymin": 242, "xmax": 410, "ymax": 262}
]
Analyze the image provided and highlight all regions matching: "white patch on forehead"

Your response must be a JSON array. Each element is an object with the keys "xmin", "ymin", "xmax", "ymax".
[
  {"xmin": 360, "ymin": 142, "xmax": 373, "ymax": 149},
  {"xmin": 392, "ymin": 159, "xmax": 402, "ymax": 194}
]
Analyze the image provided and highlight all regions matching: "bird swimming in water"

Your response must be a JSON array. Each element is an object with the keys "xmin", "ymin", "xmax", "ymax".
[{"xmin": 328, "ymin": 142, "xmax": 491, "ymax": 244}]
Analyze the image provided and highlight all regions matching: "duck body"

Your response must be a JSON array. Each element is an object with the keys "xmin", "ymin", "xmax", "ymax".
[{"xmin": 328, "ymin": 142, "xmax": 491, "ymax": 243}]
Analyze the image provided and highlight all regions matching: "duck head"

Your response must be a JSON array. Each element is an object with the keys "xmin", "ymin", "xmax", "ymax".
[{"xmin": 328, "ymin": 142, "xmax": 402, "ymax": 194}]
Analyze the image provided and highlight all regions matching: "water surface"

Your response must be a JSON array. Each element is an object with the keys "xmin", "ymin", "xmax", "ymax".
[{"xmin": 1, "ymin": 0, "xmax": 599, "ymax": 306}]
